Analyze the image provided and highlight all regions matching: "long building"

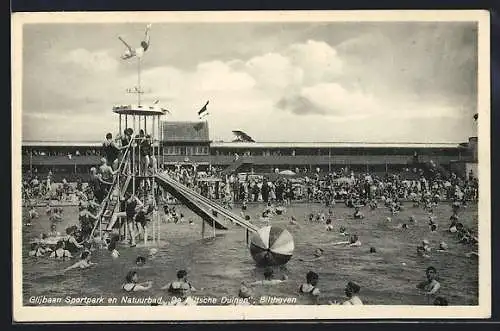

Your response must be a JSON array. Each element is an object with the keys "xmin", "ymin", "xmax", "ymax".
[{"xmin": 21, "ymin": 121, "xmax": 478, "ymax": 180}]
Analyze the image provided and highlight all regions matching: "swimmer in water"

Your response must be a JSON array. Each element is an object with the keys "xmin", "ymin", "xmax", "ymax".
[
  {"xmin": 28, "ymin": 243, "xmax": 46, "ymax": 257},
  {"xmin": 298, "ymin": 248, "xmax": 324, "ymax": 262},
  {"xmin": 237, "ymin": 282, "xmax": 253, "ymax": 305},
  {"xmin": 298, "ymin": 271, "xmax": 321, "ymax": 304},
  {"xmin": 47, "ymin": 223, "xmax": 60, "ymax": 237},
  {"xmin": 348, "ymin": 234, "xmax": 362, "ymax": 247},
  {"xmin": 249, "ymin": 268, "xmax": 288, "ymax": 286},
  {"xmin": 108, "ymin": 241, "xmax": 120, "ymax": 259},
  {"xmin": 135, "ymin": 256, "xmax": 147, "ymax": 266},
  {"xmin": 325, "ymin": 219, "xmax": 334, "ymax": 231},
  {"xmin": 161, "ymin": 269, "xmax": 197, "ymax": 294},
  {"xmin": 436, "ymin": 242, "xmax": 448, "ymax": 252},
  {"xmin": 49, "ymin": 240, "xmax": 72, "ymax": 260},
  {"xmin": 289, "ymin": 216, "xmax": 298, "ymax": 225},
  {"xmin": 64, "ymin": 251, "xmax": 96, "ymax": 271},
  {"xmin": 122, "ymin": 270, "xmax": 153, "ymax": 292},
  {"xmin": 416, "ymin": 266, "xmax": 441, "ymax": 296},
  {"xmin": 341, "ymin": 281, "xmax": 363, "ymax": 305},
  {"xmin": 353, "ymin": 207, "xmax": 364, "ymax": 219},
  {"xmin": 417, "ymin": 239, "xmax": 432, "ymax": 257},
  {"xmin": 433, "ymin": 296, "xmax": 449, "ymax": 306}
]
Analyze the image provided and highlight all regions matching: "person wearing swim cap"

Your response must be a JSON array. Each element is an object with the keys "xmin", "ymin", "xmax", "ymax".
[
  {"xmin": 135, "ymin": 256, "xmax": 147, "ymax": 266},
  {"xmin": 342, "ymin": 281, "xmax": 363, "ymax": 305}
]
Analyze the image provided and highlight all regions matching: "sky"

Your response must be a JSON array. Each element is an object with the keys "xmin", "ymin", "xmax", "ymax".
[{"xmin": 21, "ymin": 21, "xmax": 478, "ymax": 143}]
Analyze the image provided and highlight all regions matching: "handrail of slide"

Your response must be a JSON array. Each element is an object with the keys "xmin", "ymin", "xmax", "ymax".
[
  {"xmin": 88, "ymin": 140, "xmax": 133, "ymax": 240},
  {"xmin": 156, "ymin": 172, "xmax": 259, "ymax": 233}
]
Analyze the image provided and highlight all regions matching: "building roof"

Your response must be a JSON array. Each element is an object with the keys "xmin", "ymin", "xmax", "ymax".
[
  {"xmin": 161, "ymin": 121, "xmax": 210, "ymax": 142},
  {"xmin": 22, "ymin": 141, "xmax": 102, "ymax": 147},
  {"xmin": 209, "ymin": 141, "xmax": 463, "ymax": 149}
]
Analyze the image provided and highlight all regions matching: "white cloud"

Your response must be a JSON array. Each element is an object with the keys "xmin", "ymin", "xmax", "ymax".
[{"xmin": 61, "ymin": 48, "xmax": 119, "ymax": 72}]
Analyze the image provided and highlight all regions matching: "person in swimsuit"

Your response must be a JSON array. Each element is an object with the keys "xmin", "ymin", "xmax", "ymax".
[
  {"xmin": 135, "ymin": 256, "xmax": 146, "ymax": 266},
  {"xmin": 298, "ymin": 248, "xmax": 324, "ymax": 262},
  {"xmin": 122, "ymin": 271, "xmax": 153, "ymax": 292},
  {"xmin": 108, "ymin": 241, "xmax": 120, "ymax": 259},
  {"xmin": 28, "ymin": 243, "xmax": 46, "ymax": 257},
  {"xmin": 64, "ymin": 251, "xmax": 97, "ymax": 272},
  {"xmin": 298, "ymin": 271, "xmax": 321, "ymax": 304},
  {"xmin": 341, "ymin": 281, "xmax": 363, "ymax": 305},
  {"xmin": 49, "ymin": 240, "xmax": 72, "ymax": 260},
  {"xmin": 416, "ymin": 266, "xmax": 441, "ymax": 296},
  {"xmin": 118, "ymin": 24, "xmax": 152, "ymax": 60},
  {"xmin": 125, "ymin": 193, "xmax": 143, "ymax": 247},
  {"xmin": 64, "ymin": 227, "xmax": 84, "ymax": 253},
  {"xmin": 161, "ymin": 270, "xmax": 197, "ymax": 294},
  {"xmin": 433, "ymin": 296, "xmax": 448, "ymax": 306},
  {"xmin": 102, "ymin": 133, "xmax": 124, "ymax": 170},
  {"xmin": 248, "ymin": 269, "xmax": 288, "ymax": 286}
]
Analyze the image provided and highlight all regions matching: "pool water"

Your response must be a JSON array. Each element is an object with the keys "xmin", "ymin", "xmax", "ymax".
[{"xmin": 22, "ymin": 202, "xmax": 478, "ymax": 306}]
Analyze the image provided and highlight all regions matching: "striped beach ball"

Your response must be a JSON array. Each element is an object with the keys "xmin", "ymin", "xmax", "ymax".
[{"xmin": 249, "ymin": 226, "xmax": 294, "ymax": 266}]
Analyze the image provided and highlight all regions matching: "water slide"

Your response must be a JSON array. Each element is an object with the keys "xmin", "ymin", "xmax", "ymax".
[{"xmin": 155, "ymin": 173, "xmax": 259, "ymax": 233}]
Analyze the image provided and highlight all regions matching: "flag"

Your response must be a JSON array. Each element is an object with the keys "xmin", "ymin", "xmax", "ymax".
[
  {"xmin": 198, "ymin": 100, "xmax": 209, "ymax": 119},
  {"xmin": 473, "ymin": 113, "xmax": 478, "ymax": 121}
]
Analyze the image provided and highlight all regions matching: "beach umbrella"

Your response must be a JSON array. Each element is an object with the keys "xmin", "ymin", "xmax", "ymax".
[
  {"xmin": 249, "ymin": 226, "xmax": 294, "ymax": 266},
  {"xmin": 279, "ymin": 170, "xmax": 296, "ymax": 176}
]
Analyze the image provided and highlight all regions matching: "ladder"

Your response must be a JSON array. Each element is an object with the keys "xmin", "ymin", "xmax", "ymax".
[{"xmin": 88, "ymin": 141, "xmax": 132, "ymax": 241}]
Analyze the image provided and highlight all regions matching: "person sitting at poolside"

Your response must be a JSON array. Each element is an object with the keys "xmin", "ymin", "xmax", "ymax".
[
  {"xmin": 249, "ymin": 268, "xmax": 288, "ymax": 286},
  {"xmin": 416, "ymin": 266, "xmax": 441, "ymax": 296},
  {"xmin": 64, "ymin": 251, "xmax": 96, "ymax": 272},
  {"xmin": 353, "ymin": 207, "xmax": 364, "ymax": 219},
  {"xmin": 299, "ymin": 271, "xmax": 321, "ymax": 304},
  {"xmin": 161, "ymin": 269, "xmax": 197, "ymax": 294},
  {"xmin": 122, "ymin": 270, "xmax": 153, "ymax": 292},
  {"xmin": 341, "ymin": 281, "xmax": 363, "ymax": 305},
  {"xmin": 49, "ymin": 240, "xmax": 72, "ymax": 260}
]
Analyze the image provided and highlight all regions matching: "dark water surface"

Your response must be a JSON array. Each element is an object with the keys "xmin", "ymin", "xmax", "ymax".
[{"xmin": 22, "ymin": 202, "xmax": 478, "ymax": 306}]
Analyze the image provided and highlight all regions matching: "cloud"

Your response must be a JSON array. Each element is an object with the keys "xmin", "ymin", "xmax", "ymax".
[
  {"xmin": 21, "ymin": 23, "xmax": 478, "ymax": 142},
  {"xmin": 60, "ymin": 48, "xmax": 119, "ymax": 72}
]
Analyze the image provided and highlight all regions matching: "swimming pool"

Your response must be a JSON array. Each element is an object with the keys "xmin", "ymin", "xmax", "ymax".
[{"xmin": 21, "ymin": 202, "xmax": 478, "ymax": 306}]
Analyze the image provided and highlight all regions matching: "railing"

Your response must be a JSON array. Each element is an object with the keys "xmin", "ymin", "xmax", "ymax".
[{"xmin": 88, "ymin": 140, "xmax": 133, "ymax": 241}]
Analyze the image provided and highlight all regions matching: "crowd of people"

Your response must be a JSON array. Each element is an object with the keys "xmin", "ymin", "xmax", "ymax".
[{"xmin": 23, "ymin": 128, "xmax": 479, "ymax": 306}]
